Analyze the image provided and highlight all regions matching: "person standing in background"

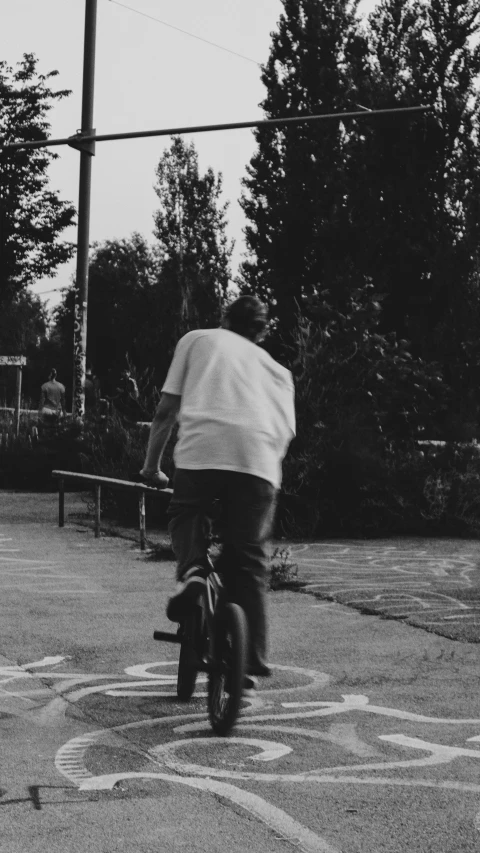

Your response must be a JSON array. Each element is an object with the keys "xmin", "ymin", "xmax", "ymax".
[{"xmin": 38, "ymin": 368, "xmax": 66, "ymax": 430}]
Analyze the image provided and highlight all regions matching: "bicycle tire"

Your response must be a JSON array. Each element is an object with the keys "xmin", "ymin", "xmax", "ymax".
[
  {"xmin": 208, "ymin": 602, "xmax": 248, "ymax": 736},
  {"xmin": 177, "ymin": 603, "xmax": 202, "ymax": 701}
]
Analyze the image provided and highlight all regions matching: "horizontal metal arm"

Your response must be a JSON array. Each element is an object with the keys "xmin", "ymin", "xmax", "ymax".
[{"xmin": 0, "ymin": 105, "xmax": 432, "ymax": 152}]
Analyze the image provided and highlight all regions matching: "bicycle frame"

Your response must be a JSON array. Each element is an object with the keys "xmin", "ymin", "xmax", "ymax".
[
  {"xmin": 201, "ymin": 566, "xmax": 230, "ymax": 669},
  {"xmin": 154, "ymin": 566, "xmax": 225, "ymax": 672}
]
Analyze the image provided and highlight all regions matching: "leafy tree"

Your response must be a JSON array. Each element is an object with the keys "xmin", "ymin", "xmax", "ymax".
[
  {"xmin": 53, "ymin": 234, "xmax": 159, "ymax": 398},
  {"xmin": 0, "ymin": 291, "xmax": 49, "ymax": 405},
  {"xmin": 240, "ymin": 0, "xmax": 480, "ymax": 434},
  {"xmin": 53, "ymin": 140, "xmax": 232, "ymax": 411},
  {"xmin": 281, "ymin": 287, "xmax": 448, "ymax": 535},
  {"xmin": 0, "ymin": 54, "xmax": 76, "ymax": 304},
  {"xmin": 153, "ymin": 136, "xmax": 233, "ymax": 342},
  {"xmin": 359, "ymin": 0, "xmax": 480, "ymax": 428},
  {"xmin": 0, "ymin": 290, "xmax": 47, "ymax": 355}
]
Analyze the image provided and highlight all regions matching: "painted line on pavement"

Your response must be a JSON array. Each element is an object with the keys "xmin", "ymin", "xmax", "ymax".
[{"xmin": 80, "ymin": 772, "xmax": 340, "ymax": 853}]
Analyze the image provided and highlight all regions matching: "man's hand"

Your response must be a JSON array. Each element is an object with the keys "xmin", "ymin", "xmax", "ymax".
[
  {"xmin": 141, "ymin": 393, "xmax": 180, "ymax": 483},
  {"xmin": 139, "ymin": 469, "xmax": 169, "ymax": 488}
]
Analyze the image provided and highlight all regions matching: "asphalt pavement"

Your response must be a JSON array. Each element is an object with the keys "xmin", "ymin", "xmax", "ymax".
[{"xmin": 2, "ymin": 490, "xmax": 480, "ymax": 853}]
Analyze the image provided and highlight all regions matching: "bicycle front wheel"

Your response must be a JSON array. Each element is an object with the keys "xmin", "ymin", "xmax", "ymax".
[{"xmin": 208, "ymin": 602, "xmax": 248, "ymax": 736}]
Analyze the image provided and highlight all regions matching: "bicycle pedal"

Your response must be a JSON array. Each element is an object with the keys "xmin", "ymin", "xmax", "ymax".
[{"xmin": 153, "ymin": 630, "xmax": 182, "ymax": 644}]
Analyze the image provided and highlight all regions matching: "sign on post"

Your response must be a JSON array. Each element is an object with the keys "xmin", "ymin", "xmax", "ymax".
[
  {"xmin": 0, "ymin": 356, "xmax": 26, "ymax": 366},
  {"xmin": 0, "ymin": 356, "xmax": 26, "ymax": 435}
]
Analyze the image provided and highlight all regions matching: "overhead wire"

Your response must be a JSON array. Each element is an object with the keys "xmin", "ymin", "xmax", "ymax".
[{"xmin": 107, "ymin": 0, "xmax": 261, "ymax": 66}]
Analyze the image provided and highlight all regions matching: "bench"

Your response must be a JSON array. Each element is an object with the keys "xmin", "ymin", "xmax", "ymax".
[{"xmin": 51, "ymin": 470, "xmax": 172, "ymax": 551}]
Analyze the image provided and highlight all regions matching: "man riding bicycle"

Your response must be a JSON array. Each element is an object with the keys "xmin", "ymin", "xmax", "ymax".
[{"xmin": 140, "ymin": 295, "xmax": 295, "ymax": 680}]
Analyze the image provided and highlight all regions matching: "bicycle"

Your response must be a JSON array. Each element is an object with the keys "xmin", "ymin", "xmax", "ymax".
[{"xmin": 152, "ymin": 499, "xmax": 249, "ymax": 736}]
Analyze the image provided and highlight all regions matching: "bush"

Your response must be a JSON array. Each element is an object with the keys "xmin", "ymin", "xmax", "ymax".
[
  {"xmin": 278, "ymin": 439, "xmax": 480, "ymax": 539},
  {"xmin": 0, "ymin": 415, "xmax": 86, "ymax": 490},
  {"xmin": 77, "ymin": 412, "xmax": 175, "ymax": 527},
  {"xmin": 273, "ymin": 289, "xmax": 480, "ymax": 539},
  {"xmin": 269, "ymin": 546, "xmax": 299, "ymax": 589}
]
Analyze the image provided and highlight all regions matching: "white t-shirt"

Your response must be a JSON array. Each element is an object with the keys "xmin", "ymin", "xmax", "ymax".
[{"xmin": 162, "ymin": 328, "xmax": 295, "ymax": 488}]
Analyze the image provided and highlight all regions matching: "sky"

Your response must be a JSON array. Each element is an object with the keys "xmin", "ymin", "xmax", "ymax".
[{"xmin": 3, "ymin": 0, "xmax": 376, "ymax": 310}]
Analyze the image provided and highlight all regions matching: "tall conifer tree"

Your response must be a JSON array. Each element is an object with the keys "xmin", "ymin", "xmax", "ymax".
[
  {"xmin": 239, "ymin": 0, "xmax": 365, "ymax": 338},
  {"xmin": 153, "ymin": 136, "xmax": 232, "ymax": 342}
]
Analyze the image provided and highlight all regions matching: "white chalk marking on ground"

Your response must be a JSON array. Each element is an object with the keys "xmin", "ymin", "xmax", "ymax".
[
  {"xmin": 79, "ymin": 772, "xmax": 340, "ymax": 853},
  {"xmin": 173, "ymin": 722, "xmax": 380, "ymax": 759},
  {"xmin": 55, "ymin": 714, "xmax": 480, "ymax": 793},
  {"xmin": 258, "ymin": 663, "xmax": 330, "ymax": 697},
  {"xmin": 51, "ymin": 709, "xmax": 480, "ymax": 792},
  {"xmin": 55, "ymin": 732, "xmax": 102, "ymax": 783},
  {"xmin": 55, "ymin": 712, "xmax": 209, "ymax": 786},
  {"xmin": 61, "ymin": 662, "xmax": 327, "ymax": 703},
  {"xmin": 0, "ymin": 686, "xmax": 52, "ymax": 697},
  {"xmin": 146, "ymin": 730, "xmax": 477, "ymax": 781},
  {"xmin": 444, "ymin": 613, "xmax": 480, "ymax": 620},
  {"xmin": 54, "ymin": 660, "xmax": 480, "ymax": 849},
  {"xmin": 303, "ymin": 582, "xmax": 430, "ymax": 591},
  {"xmin": 310, "ymin": 605, "xmax": 360, "ymax": 616},
  {"xmin": 288, "ymin": 544, "xmax": 311, "ymax": 554},
  {"xmin": 33, "ymin": 673, "xmax": 159, "ymax": 724},
  {"xmin": 124, "ymin": 661, "xmax": 177, "ymax": 678},
  {"xmin": 0, "ymin": 585, "xmax": 102, "ymax": 593},
  {"xmin": 281, "ymin": 695, "xmax": 480, "ymax": 724},
  {"xmin": 0, "ymin": 557, "xmax": 61, "ymax": 564},
  {"xmin": 27, "ymin": 655, "xmax": 69, "ymax": 668},
  {"xmin": 151, "ymin": 737, "xmax": 292, "ymax": 768},
  {"xmin": 0, "ymin": 666, "xmax": 30, "ymax": 678},
  {"xmin": 68, "ymin": 679, "xmax": 182, "ymax": 702},
  {"xmin": 0, "ymin": 687, "xmax": 38, "ymax": 704},
  {"xmin": 105, "ymin": 689, "xmax": 209, "ymax": 697},
  {"xmin": 0, "ymin": 656, "xmax": 68, "ymax": 678},
  {"xmin": 78, "ymin": 769, "xmax": 480, "ymax": 795},
  {"xmin": 379, "ymin": 734, "xmax": 480, "ymax": 763},
  {"xmin": 0, "ymin": 572, "xmax": 91, "ymax": 577}
]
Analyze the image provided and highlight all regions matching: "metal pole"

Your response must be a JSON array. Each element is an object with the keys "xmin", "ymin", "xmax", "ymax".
[
  {"xmin": 94, "ymin": 483, "xmax": 101, "ymax": 537},
  {"xmin": 14, "ymin": 365, "xmax": 22, "ymax": 437},
  {"xmin": 139, "ymin": 491, "xmax": 146, "ymax": 551},
  {"xmin": 58, "ymin": 478, "xmax": 65, "ymax": 528},
  {"xmin": 73, "ymin": 0, "xmax": 97, "ymax": 422},
  {"xmin": 1, "ymin": 105, "xmax": 432, "ymax": 152}
]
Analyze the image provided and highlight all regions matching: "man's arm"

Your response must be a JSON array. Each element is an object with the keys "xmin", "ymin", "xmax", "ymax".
[{"xmin": 140, "ymin": 392, "xmax": 181, "ymax": 479}]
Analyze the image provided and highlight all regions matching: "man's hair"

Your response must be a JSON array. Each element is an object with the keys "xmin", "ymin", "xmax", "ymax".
[
  {"xmin": 223, "ymin": 295, "xmax": 268, "ymax": 341},
  {"xmin": 49, "ymin": 368, "xmax": 57, "ymax": 380}
]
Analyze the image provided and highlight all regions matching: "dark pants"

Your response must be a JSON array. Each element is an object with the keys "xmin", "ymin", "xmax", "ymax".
[{"xmin": 167, "ymin": 468, "xmax": 277, "ymax": 672}]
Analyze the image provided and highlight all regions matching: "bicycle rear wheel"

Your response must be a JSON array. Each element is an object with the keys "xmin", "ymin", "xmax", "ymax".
[
  {"xmin": 208, "ymin": 602, "xmax": 248, "ymax": 736},
  {"xmin": 177, "ymin": 603, "xmax": 203, "ymax": 701}
]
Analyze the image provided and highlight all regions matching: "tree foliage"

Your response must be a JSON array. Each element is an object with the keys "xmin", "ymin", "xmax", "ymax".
[
  {"xmin": 52, "ymin": 137, "xmax": 234, "ymax": 406},
  {"xmin": 0, "ymin": 54, "xmax": 76, "ymax": 304},
  {"xmin": 355, "ymin": 0, "xmax": 480, "ymax": 389},
  {"xmin": 153, "ymin": 136, "xmax": 233, "ymax": 342},
  {"xmin": 240, "ymin": 0, "xmax": 480, "ymax": 431},
  {"xmin": 240, "ymin": 0, "xmax": 364, "ymax": 336},
  {"xmin": 0, "ymin": 291, "xmax": 50, "ymax": 405},
  {"xmin": 54, "ymin": 233, "xmax": 158, "ymax": 397},
  {"xmin": 281, "ymin": 285, "xmax": 450, "ymax": 536}
]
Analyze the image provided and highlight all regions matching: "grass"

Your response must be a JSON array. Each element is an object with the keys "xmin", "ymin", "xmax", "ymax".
[{"xmin": 308, "ymin": 585, "xmax": 480, "ymax": 643}]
